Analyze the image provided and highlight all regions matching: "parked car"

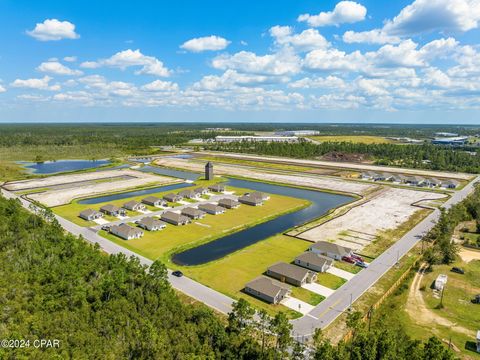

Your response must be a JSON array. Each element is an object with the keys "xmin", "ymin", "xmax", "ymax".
[
  {"xmin": 472, "ymin": 294, "xmax": 480, "ymax": 304},
  {"xmin": 101, "ymin": 225, "xmax": 111, "ymax": 231},
  {"xmin": 355, "ymin": 261, "xmax": 369, "ymax": 268},
  {"xmin": 342, "ymin": 256, "xmax": 356, "ymax": 264},
  {"xmin": 451, "ymin": 267, "xmax": 465, "ymax": 274},
  {"xmin": 352, "ymin": 254, "xmax": 364, "ymax": 262},
  {"xmin": 172, "ymin": 270, "xmax": 183, "ymax": 277}
]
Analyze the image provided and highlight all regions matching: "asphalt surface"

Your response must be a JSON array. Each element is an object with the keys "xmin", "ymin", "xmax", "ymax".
[{"xmin": 2, "ymin": 175, "xmax": 478, "ymax": 336}]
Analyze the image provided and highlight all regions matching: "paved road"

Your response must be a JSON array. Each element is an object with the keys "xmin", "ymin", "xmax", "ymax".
[
  {"xmin": 2, "ymin": 174, "xmax": 478, "ymax": 336},
  {"xmin": 0, "ymin": 188, "xmax": 235, "ymax": 315},
  {"xmin": 291, "ymin": 175, "xmax": 480, "ymax": 336}
]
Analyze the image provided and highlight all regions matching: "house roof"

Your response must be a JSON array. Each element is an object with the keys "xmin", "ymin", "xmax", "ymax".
[
  {"xmin": 218, "ymin": 198, "xmax": 239, "ymax": 207},
  {"xmin": 268, "ymin": 262, "xmax": 311, "ymax": 282},
  {"xmin": 250, "ymin": 191, "xmax": 268, "ymax": 200},
  {"xmin": 245, "ymin": 276, "xmax": 290, "ymax": 298},
  {"xmin": 80, "ymin": 209, "xmax": 99, "ymax": 217},
  {"xmin": 194, "ymin": 187, "xmax": 207, "ymax": 193},
  {"xmin": 100, "ymin": 204, "xmax": 121, "ymax": 212},
  {"xmin": 310, "ymin": 241, "xmax": 352, "ymax": 256},
  {"xmin": 142, "ymin": 196, "xmax": 162, "ymax": 203},
  {"xmin": 124, "ymin": 200, "xmax": 140, "ymax": 208},
  {"xmin": 296, "ymin": 252, "xmax": 333, "ymax": 267},
  {"xmin": 179, "ymin": 189, "xmax": 196, "ymax": 196},
  {"xmin": 138, "ymin": 217, "xmax": 165, "ymax": 228},
  {"xmin": 161, "ymin": 211, "xmax": 189, "ymax": 223},
  {"xmin": 181, "ymin": 207, "xmax": 205, "ymax": 217},
  {"xmin": 111, "ymin": 224, "xmax": 142, "ymax": 238},
  {"xmin": 209, "ymin": 183, "xmax": 225, "ymax": 190},
  {"xmin": 239, "ymin": 194, "xmax": 262, "ymax": 204},
  {"xmin": 199, "ymin": 203, "xmax": 223, "ymax": 212},
  {"xmin": 164, "ymin": 193, "xmax": 179, "ymax": 200}
]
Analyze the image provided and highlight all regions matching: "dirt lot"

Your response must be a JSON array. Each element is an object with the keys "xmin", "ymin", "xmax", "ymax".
[
  {"xmin": 459, "ymin": 248, "xmax": 480, "ymax": 263},
  {"xmin": 154, "ymin": 158, "xmax": 375, "ymax": 195},
  {"xmin": 296, "ymin": 187, "xmax": 445, "ymax": 250},
  {"xmin": 10, "ymin": 169, "xmax": 179, "ymax": 207}
]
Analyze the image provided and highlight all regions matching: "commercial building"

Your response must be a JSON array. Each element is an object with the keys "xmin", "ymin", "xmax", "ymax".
[
  {"xmin": 266, "ymin": 262, "xmax": 317, "ymax": 286},
  {"xmin": 244, "ymin": 276, "xmax": 291, "ymax": 304},
  {"xmin": 431, "ymin": 137, "xmax": 468, "ymax": 146},
  {"xmin": 274, "ymin": 130, "xmax": 320, "ymax": 136},
  {"xmin": 215, "ymin": 135, "xmax": 299, "ymax": 143}
]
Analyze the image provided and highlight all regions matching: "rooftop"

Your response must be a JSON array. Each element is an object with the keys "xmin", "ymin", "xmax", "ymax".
[{"xmin": 268, "ymin": 262, "xmax": 311, "ymax": 282}]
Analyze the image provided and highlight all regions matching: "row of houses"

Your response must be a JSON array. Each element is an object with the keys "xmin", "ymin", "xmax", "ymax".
[
  {"xmin": 79, "ymin": 184, "xmax": 229, "ymax": 221},
  {"xmin": 361, "ymin": 171, "xmax": 459, "ymax": 188},
  {"xmin": 244, "ymin": 241, "xmax": 352, "ymax": 304}
]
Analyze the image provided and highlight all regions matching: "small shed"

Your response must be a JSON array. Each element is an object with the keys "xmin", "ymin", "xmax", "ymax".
[{"xmin": 435, "ymin": 274, "xmax": 448, "ymax": 291}]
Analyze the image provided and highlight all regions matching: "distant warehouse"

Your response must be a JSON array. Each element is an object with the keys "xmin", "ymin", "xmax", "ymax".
[
  {"xmin": 274, "ymin": 130, "xmax": 320, "ymax": 136},
  {"xmin": 431, "ymin": 137, "xmax": 468, "ymax": 146},
  {"xmin": 215, "ymin": 135, "xmax": 299, "ymax": 143}
]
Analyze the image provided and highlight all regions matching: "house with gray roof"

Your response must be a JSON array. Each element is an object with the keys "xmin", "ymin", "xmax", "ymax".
[
  {"xmin": 194, "ymin": 187, "xmax": 209, "ymax": 195},
  {"xmin": 218, "ymin": 198, "xmax": 240, "ymax": 209},
  {"xmin": 136, "ymin": 217, "xmax": 166, "ymax": 231},
  {"xmin": 424, "ymin": 178, "xmax": 441, "ymax": 187},
  {"xmin": 250, "ymin": 191, "xmax": 270, "ymax": 200},
  {"xmin": 100, "ymin": 204, "xmax": 126, "ymax": 217},
  {"xmin": 79, "ymin": 209, "xmax": 103, "ymax": 221},
  {"xmin": 142, "ymin": 196, "xmax": 166, "ymax": 207},
  {"xmin": 295, "ymin": 252, "xmax": 334, "ymax": 273},
  {"xmin": 179, "ymin": 189, "xmax": 199, "ymax": 199},
  {"xmin": 181, "ymin": 207, "xmax": 206, "ymax": 220},
  {"xmin": 244, "ymin": 276, "xmax": 291, "ymax": 304},
  {"xmin": 123, "ymin": 200, "xmax": 146, "ymax": 211},
  {"xmin": 163, "ymin": 193, "xmax": 183, "ymax": 202},
  {"xmin": 161, "ymin": 211, "xmax": 190, "ymax": 225},
  {"xmin": 198, "ymin": 203, "xmax": 225, "ymax": 215},
  {"xmin": 110, "ymin": 223, "xmax": 144, "ymax": 240},
  {"xmin": 441, "ymin": 179, "xmax": 459, "ymax": 189},
  {"xmin": 208, "ymin": 183, "xmax": 226, "ymax": 193},
  {"xmin": 266, "ymin": 262, "xmax": 316, "ymax": 286},
  {"xmin": 405, "ymin": 176, "xmax": 425, "ymax": 186},
  {"xmin": 239, "ymin": 194, "xmax": 263, "ymax": 206},
  {"xmin": 309, "ymin": 241, "xmax": 353, "ymax": 260}
]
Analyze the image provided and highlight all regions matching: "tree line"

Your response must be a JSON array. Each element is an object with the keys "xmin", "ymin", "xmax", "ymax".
[
  {"xmin": 211, "ymin": 141, "xmax": 480, "ymax": 173},
  {"xmin": 0, "ymin": 195, "xmax": 457, "ymax": 359}
]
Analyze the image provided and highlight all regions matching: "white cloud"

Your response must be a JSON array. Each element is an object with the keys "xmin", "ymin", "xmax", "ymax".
[
  {"xmin": 289, "ymin": 76, "xmax": 346, "ymax": 89},
  {"xmin": 80, "ymin": 49, "xmax": 170, "ymax": 77},
  {"xmin": 63, "ymin": 56, "xmax": 77, "ymax": 62},
  {"xmin": 27, "ymin": 19, "xmax": 79, "ymax": 41},
  {"xmin": 304, "ymin": 48, "xmax": 366, "ymax": 71},
  {"xmin": 192, "ymin": 70, "xmax": 288, "ymax": 91},
  {"xmin": 212, "ymin": 49, "xmax": 301, "ymax": 76},
  {"xmin": 180, "ymin": 35, "xmax": 230, "ymax": 52},
  {"xmin": 141, "ymin": 80, "xmax": 179, "ymax": 91},
  {"xmin": 37, "ymin": 61, "xmax": 83, "ymax": 76},
  {"xmin": 269, "ymin": 26, "xmax": 329, "ymax": 51},
  {"xmin": 298, "ymin": 1, "xmax": 367, "ymax": 27},
  {"xmin": 0, "ymin": 84, "xmax": 5, "ymax": 93},
  {"xmin": 10, "ymin": 76, "xmax": 60, "ymax": 91},
  {"xmin": 342, "ymin": 29, "xmax": 401, "ymax": 44}
]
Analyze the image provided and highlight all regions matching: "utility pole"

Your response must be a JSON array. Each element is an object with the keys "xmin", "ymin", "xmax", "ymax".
[
  {"xmin": 440, "ymin": 283, "xmax": 446, "ymax": 308},
  {"xmin": 367, "ymin": 307, "xmax": 374, "ymax": 332}
]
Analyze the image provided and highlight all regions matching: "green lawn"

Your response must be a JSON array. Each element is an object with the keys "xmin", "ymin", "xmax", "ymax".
[
  {"xmin": 316, "ymin": 272, "xmax": 346, "ymax": 289},
  {"xmin": 334, "ymin": 260, "xmax": 362, "ymax": 274},
  {"xmin": 291, "ymin": 287, "xmax": 325, "ymax": 306}
]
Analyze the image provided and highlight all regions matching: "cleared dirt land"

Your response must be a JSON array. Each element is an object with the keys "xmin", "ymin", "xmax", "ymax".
[
  {"xmin": 6, "ymin": 169, "xmax": 179, "ymax": 207},
  {"xmin": 297, "ymin": 187, "xmax": 446, "ymax": 251},
  {"xmin": 154, "ymin": 158, "xmax": 375, "ymax": 195}
]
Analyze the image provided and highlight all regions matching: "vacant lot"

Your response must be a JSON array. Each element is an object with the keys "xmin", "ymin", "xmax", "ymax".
[{"xmin": 308, "ymin": 135, "xmax": 395, "ymax": 144}]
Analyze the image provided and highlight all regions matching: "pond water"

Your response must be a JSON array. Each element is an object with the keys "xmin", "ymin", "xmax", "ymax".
[
  {"xmin": 77, "ymin": 182, "xmax": 192, "ymax": 205},
  {"xmin": 19, "ymin": 160, "xmax": 111, "ymax": 174},
  {"xmin": 170, "ymin": 178, "xmax": 354, "ymax": 266}
]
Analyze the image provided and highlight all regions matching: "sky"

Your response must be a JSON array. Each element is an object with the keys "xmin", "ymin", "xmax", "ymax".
[{"xmin": 0, "ymin": 0, "xmax": 480, "ymax": 124}]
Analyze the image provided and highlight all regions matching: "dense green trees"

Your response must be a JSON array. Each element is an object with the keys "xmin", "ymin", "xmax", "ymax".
[{"xmin": 211, "ymin": 141, "xmax": 480, "ymax": 173}]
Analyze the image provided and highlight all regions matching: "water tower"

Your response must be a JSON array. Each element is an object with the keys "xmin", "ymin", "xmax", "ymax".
[{"xmin": 205, "ymin": 162, "xmax": 213, "ymax": 180}]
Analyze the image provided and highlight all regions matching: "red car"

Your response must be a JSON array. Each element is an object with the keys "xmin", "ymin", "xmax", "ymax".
[
  {"xmin": 352, "ymin": 254, "xmax": 364, "ymax": 262},
  {"xmin": 342, "ymin": 256, "xmax": 356, "ymax": 264}
]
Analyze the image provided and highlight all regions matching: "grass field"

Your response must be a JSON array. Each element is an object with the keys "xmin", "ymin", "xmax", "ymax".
[
  {"xmin": 316, "ymin": 272, "xmax": 347, "ymax": 289},
  {"xmin": 308, "ymin": 135, "xmax": 395, "ymax": 144},
  {"xmin": 198, "ymin": 156, "xmax": 313, "ymax": 172}
]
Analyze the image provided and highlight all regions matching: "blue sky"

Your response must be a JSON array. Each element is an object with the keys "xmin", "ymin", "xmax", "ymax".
[{"xmin": 0, "ymin": 0, "xmax": 480, "ymax": 123}]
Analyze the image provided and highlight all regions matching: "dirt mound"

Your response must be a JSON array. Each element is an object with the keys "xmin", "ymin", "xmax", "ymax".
[{"xmin": 320, "ymin": 151, "xmax": 370, "ymax": 163}]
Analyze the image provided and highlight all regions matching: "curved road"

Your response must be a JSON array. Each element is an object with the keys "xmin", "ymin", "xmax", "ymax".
[{"xmin": 2, "ymin": 175, "xmax": 478, "ymax": 337}]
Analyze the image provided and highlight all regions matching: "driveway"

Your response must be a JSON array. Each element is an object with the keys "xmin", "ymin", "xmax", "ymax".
[
  {"xmin": 326, "ymin": 267, "xmax": 356, "ymax": 280},
  {"xmin": 302, "ymin": 283, "xmax": 335, "ymax": 298},
  {"xmin": 281, "ymin": 297, "xmax": 314, "ymax": 315}
]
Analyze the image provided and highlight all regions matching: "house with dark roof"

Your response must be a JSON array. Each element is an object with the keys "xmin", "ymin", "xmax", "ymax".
[
  {"xmin": 218, "ymin": 198, "xmax": 240, "ymax": 209},
  {"xmin": 295, "ymin": 252, "xmax": 334, "ymax": 273},
  {"xmin": 244, "ymin": 276, "xmax": 291, "ymax": 304},
  {"xmin": 136, "ymin": 217, "xmax": 166, "ymax": 231},
  {"xmin": 163, "ymin": 193, "xmax": 183, "ymax": 202},
  {"xmin": 100, "ymin": 204, "xmax": 126, "ymax": 217},
  {"xmin": 79, "ymin": 209, "xmax": 103, "ymax": 221},
  {"xmin": 208, "ymin": 183, "xmax": 226, "ymax": 193},
  {"xmin": 181, "ymin": 207, "xmax": 206, "ymax": 219},
  {"xmin": 266, "ymin": 262, "xmax": 316, "ymax": 286},
  {"xmin": 441, "ymin": 179, "xmax": 459, "ymax": 189},
  {"xmin": 250, "ymin": 191, "xmax": 270, "ymax": 200},
  {"xmin": 309, "ymin": 241, "xmax": 353, "ymax": 260},
  {"xmin": 110, "ymin": 223, "xmax": 144, "ymax": 240},
  {"xmin": 405, "ymin": 176, "xmax": 425, "ymax": 186},
  {"xmin": 123, "ymin": 200, "xmax": 146, "ymax": 211},
  {"xmin": 142, "ymin": 196, "xmax": 166, "ymax": 207},
  {"xmin": 198, "ymin": 203, "xmax": 225, "ymax": 215},
  {"xmin": 179, "ymin": 189, "xmax": 199, "ymax": 199},
  {"xmin": 424, "ymin": 178, "xmax": 441, "ymax": 187},
  {"xmin": 161, "ymin": 211, "xmax": 190, "ymax": 225},
  {"xmin": 194, "ymin": 187, "xmax": 209, "ymax": 196},
  {"xmin": 238, "ymin": 194, "xmax": 263, "ymax": 206}
]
